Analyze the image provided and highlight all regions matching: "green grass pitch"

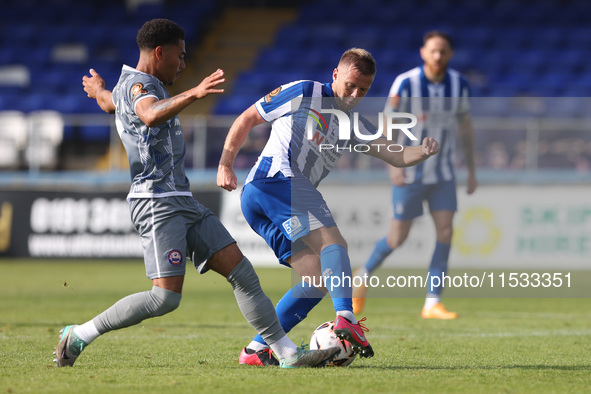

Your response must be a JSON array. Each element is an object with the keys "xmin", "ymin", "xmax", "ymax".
[{"xmin": 1, "ymin": 259, "xmax": 590, "ymax": 393}]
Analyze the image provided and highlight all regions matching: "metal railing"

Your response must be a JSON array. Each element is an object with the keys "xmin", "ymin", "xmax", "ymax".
[{"xmin": 25, "ymin": 113, "xmax": 591, "ymax": 177}]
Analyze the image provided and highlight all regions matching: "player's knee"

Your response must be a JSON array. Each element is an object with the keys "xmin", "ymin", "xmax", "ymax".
[
  {"xmin": 340, "ymin": 239, "xmax": 349, "ymax": 251},
  {"xmin": 151, "ymin": 286, "xmax": 182, "ymax": 317},
  {"xmin": 437, "ymin": 227, "xmax": 453, "ymax": 244},
  {"xmin": 226, "ymin": 256, "xmax": 260, "ymax": 293},
  {"xmin": 387, "ymin": 232, "xmax": 407, "ymax": 248}
]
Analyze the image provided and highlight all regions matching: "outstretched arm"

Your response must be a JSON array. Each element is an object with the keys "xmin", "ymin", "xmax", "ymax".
[
  {"xmin": 366, "ymin": 137, "xmax": 440, "ymax": 168},
  {"xmin": 135, "ymin": 69, "xmax": 225, "ymax": 127},
  {"xmin": 82, "ymin": 69, "xmax": 115, "ymax": 114},
  {"xmin": 217, "ymin": 105, "xmax": 266, "ymax": 191}
]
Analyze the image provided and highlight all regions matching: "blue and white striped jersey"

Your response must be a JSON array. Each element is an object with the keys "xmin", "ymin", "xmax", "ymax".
[
  {"xmin": 246, "ymin": 80, "xmax": 376, "ymax": 187},
  {"xmin": 388, "ymin": 66, "xmax": 470, "ymax": 184}
]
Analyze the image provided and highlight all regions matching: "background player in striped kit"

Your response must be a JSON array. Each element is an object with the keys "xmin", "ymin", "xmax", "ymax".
[
  {"xmin": 54, "ymin": 18, "xmax": 339, "ymax": 369},
  {"xmin": 217, "ymin": 48, "xmax": 440, "ymax": 365},
  {"xmin": 353, "ymin": 31, "xmax": 478, "ymax": 319}
]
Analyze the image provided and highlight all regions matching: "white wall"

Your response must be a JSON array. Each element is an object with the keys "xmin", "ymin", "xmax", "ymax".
[{"xmin": 221, "ymin": 183, "xmax": 591, "ymax": 270}]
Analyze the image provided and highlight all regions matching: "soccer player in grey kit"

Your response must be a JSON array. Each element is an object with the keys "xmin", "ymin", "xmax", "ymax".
[{"xmin": 54, "ymin": 18, "xmax": 338, "ymax": 369}]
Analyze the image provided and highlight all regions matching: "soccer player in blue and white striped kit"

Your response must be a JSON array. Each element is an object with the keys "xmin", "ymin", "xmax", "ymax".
[
  {"xmin": 353, "ymin": 31, "xmax": 478, "ymax": 319},
  {"xmin": 218, "ymin": 48, "xmax": 440, "ymax": 365}
]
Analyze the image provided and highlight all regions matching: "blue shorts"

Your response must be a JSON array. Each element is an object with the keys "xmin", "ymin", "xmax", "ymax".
[
  {"xmin": 240, "ymin": 173, "xmax": 336, "ymax": 266},
  {"xmin": 392, "ymin": 180, "xmax": 457, "ymax": 221}
]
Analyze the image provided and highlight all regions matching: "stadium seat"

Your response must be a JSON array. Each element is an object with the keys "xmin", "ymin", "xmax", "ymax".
[
  {"xmin": 8, "ymin": 24, "xmax": 38, "ymax": 47},
  {"xmin": 0, "ymin": 65, "xmax": 30, "ymax": 88},
  {"xmin": 0, "ymin": 110, "xmax": 28, "ymax": 169},
  {"xmin": 79, "ymin": 125, "xmax": 111, "ymax": 142},
  {"xmin": 214, "ymin": 96, "xmax": 255, "ymax": 115},
  {"xmin": 25, "ymin": 110, "xmax": 64, "ymax": 170},
  {"xmin": 132, "ymin": 3, "xmax": 167, "ymax": 22},
  {"xmin": 344, "ymin": 26, "xmax": 382, "ymax": 51}
]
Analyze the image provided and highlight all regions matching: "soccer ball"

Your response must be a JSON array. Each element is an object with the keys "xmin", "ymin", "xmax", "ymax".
[{"xmin": 310, "ymin": 321, "xmax": 357, "ymax": 367}]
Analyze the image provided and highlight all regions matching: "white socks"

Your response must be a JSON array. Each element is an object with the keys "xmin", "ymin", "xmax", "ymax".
[
  {"xmin": 73, "ymin": 320, "xmax": 100, "ymax": 344},
  {"xmin": 336, "ymin": 310, "xmax": 357, "ymax": 324},
  {"xmin": 424, "ymin": 296, "xmax": 440, "ymax": 310},
  {"xmin": 246, "ymin": 340, "xmax": 268, "ymax": 352},
  {"xmin": 268, "ymin": 335, "xmax": 298, "ymax": 360}
]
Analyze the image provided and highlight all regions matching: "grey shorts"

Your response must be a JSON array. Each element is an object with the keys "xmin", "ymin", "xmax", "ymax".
[{"xmin": 130, "ymin": 196, "xmax": 236, "ymax": 279}]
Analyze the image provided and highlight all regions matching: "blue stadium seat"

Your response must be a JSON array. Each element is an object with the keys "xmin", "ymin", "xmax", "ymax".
[
  {"xmin": 514, "ymin": 50, "xmax": 548, "ymax": 74},
  {"xmin": 96, "ymin": 5, "xmax": 129, "ymax": 26},
  {"xmin": 215, "ymin": 96, "xmax": 254, "ymax": 115},
  {"xmin": 345, "ymin": 26, "xmax": 383, "ymax": 52},
  {"xmin": 8, "ymin": 24, "xmax": 38, "ymax": 47},
  {"xmin": 132, "ymin": 3, "xmax": 167, "ymax": 23},
  {"xmin": 17, "ymin": 93, "xmax": 50, "ymax": 112},
  {"xmin": 368, "ymin": 73, "xmax": 393, "ymax": 98},
  {"xmin": 274, "ymin": 26, "xmax": 311, "ymax": 49},
  {"xmin": 255, "ymin": 47, "xmax": 295, "ymax": 72},
  {"xmin": 490, "ymin": 27, "xmax": 532, "ymax": 50},
  {"xmin": 454, "ymin": 27, "xmax": 493, "ymax": 50},
  {"xmin": 80, "ymin": 125, "xmax": 111, "ymax": 142}
]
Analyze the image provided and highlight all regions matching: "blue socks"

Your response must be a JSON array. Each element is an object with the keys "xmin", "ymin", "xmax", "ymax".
[
  {"xmin": 252, "ymin": 281, "xmax": 325, "ymax": 346},
  {"xmin": 428, "ymin": 242, "xmax": 451, "ymax": 296},
  {"xmin": 364, "ymin": 237, "xmax": 393, "ymax": 274},
  {"xmin": 251, "ymin": 243, "xmax": 356, "ymax": 347},
  {"xmin": 320, "ymin": 244, "xmax": 353, "ymax": 313}
]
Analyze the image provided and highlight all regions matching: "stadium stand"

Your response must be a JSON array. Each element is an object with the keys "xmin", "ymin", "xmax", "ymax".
[
  {"xmin": 0, "ymin": 0, "xmax": 220, "ymax": 138},
  {"xmin": 214, "ymin": 0, "xmax": 591, "ymax": 113}
]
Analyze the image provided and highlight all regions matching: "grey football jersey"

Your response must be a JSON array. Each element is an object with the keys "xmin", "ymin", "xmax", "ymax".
[{"xmin": 112, "ymin": 65, "xmax": 192, "ymax": 198}]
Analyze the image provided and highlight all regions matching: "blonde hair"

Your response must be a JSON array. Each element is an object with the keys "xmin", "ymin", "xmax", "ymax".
[{"xmin": 338, "ymin": 48, "xmax": 376, "ymax": 76}]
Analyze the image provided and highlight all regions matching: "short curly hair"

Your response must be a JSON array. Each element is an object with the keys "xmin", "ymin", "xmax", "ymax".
[{"xmin": 136, "ymin": 19, "xmax": 185, "ymax": 51}]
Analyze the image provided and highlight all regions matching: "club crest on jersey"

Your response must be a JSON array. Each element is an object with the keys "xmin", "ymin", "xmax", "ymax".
[
  {"xmin": 167, "ymin": 249, "xmax": 183, "ymax": 266},
  {"xmin": 319, "ymin": 204, "xmax": 332, "ymax": 218},
  {"xmin": 282, "ymin": 216, "xmax": 304, "ymax": 239},
  {"xmin": 264, "ymin": 86, "xmax": 282, "ymax": 103},
  {"xmin": 131, "ymin": 83, "xmax": 147, "ymax": 98}
]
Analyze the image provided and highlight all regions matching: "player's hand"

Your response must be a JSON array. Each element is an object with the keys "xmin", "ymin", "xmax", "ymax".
[
  {"xmin": 421, "ymin": 137, "xmax": 439, "ymax": 156},
  {"xmin": 194, "ymin": 69, "xmax": 225, "ymax": 99},
  {"xmin": 217, "ymin": 164, "xmax": 237, "ymax": 192},
  {"xmin": 390, "ymin": 166, "xmax": 406, "ymax": 186},
  {"xmin": 82, "ymin": 68, "xmax": 106, "ymax": 99}
]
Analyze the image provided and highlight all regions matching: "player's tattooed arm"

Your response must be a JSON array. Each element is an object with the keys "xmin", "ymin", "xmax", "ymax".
[
  {"xmin": 149, "ymin": 93, "xmax": 189, "ymax": 111},
  {"xmin": 137, "ymin": 69, "xmax": 225, "ymax": 127}
]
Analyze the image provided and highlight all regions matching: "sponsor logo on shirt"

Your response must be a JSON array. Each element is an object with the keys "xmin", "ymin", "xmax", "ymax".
[
  {"xmin": 282, "ymin": 216, "xmax": 303, "ymax": 239},
  {"xmin": 264, "ymin": 86, "xmax": 282, "ymax": 103},
  {"xmin": 131, "ymin": 83, "xmax": 147, "ymax": 99}
]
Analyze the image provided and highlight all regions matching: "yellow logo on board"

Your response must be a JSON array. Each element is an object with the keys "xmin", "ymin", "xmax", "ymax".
[
  {"xmin": 453, "ymin": 207, "xmax": 501, "ymax": 256},
  {"xmin": 0, "ymin": 202, "xmax": 13, "ymax": 252}
]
